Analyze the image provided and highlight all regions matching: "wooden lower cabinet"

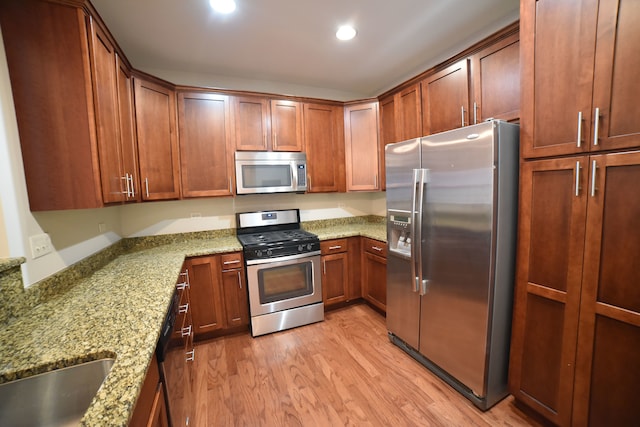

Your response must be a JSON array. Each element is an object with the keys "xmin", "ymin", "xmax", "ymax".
[
  {"xmin": 185, "ymin": 252, "xmax": 249, "ymax": 339},
  {"xmin": 362, "ymin": 238, "xmax": 387, "ymax": 312},
  {"xmin": 220, "ymin": 253, "xmax": 250, "ymax": 328},
  {"xmin": 321, "ymin": 239, "xmax": 349, "ymax": 307},
  {"xmin": 509, "ymin": 151, "xmax": 640, "ymax": 426},
  {"xmin": 130, "ymin": 355, "xmax": 168, "ymax": 427}
]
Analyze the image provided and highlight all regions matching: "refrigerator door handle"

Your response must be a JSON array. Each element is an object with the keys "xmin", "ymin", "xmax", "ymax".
[
  {"xmin": 416, "ymin": 169, "xmax": 429, "ymax": 296},
  {"xmin": 411, "ymin": 169, "xmax": 420, "ymax": 292},
  {"xmin": 416, "ymin": 169, "xmax": 429, "ymax": 295}
]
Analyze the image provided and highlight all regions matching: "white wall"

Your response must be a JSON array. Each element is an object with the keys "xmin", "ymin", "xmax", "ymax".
[
  {"xmin": 121, "ymin": 192, "xmax": 385, "ymax": 237},
  {"xmin": 0, "ymin": 199, "xmax": 9, "ymax": 258}
]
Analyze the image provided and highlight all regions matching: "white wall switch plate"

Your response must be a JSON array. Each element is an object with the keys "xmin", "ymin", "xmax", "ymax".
[{"xmin": 29, "ymin": 233, "xmax": 53, "ymax": 259}]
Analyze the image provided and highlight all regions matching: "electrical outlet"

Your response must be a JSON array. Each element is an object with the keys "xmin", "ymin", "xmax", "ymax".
[
  {"xmin": 29, "ymin": 233, "xmax": 53, "ymax": 259},
  {"xmin": 98, "ymin": 223, "xmax": 106, "ymax": 233},
  {"xmin": 190, "ymin": 212, "xmax": 202, "ymax": 219}
]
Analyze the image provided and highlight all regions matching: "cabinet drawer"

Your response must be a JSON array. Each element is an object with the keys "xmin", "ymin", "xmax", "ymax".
[
  {"xmin": 362, "ymin": 238, "xmax": 387, "ymax": 258},
  {"xmin": 220, "ymin": 252, "xmax": 243, "ymax": 270},
  {"xmin": 320, "ymin": 239, "xmax": 348, "ymax": 255}
]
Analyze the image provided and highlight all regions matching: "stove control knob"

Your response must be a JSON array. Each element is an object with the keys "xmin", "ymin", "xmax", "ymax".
[
  {"xmin": 298, "ymin": 245, "xmax": 303, "ymax": 251},
  {"xmin": 307, "ymin": 244, "xmax": 312, "ymax": 250},
  {"xmin": 256, "ymin": 250, "xmax": 262, "ymax": 257},
  {"xmin": 267, "ymin": 249, "xmax": 273, "ymax": 256}
]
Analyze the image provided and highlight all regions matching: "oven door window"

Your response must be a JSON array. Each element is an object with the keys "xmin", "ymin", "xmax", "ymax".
[
  {"xmin": 258, "ymin": 262, "xmax": 313, "ymax": 304},
  {"xmin": 242, "ymin": 164, "xmax": 292, "ymax": 188}
]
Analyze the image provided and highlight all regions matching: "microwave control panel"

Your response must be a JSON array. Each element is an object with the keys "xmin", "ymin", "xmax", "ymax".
[{"xmin": 297, "ymin": 164, "xmax": 306, "ymax": 186}]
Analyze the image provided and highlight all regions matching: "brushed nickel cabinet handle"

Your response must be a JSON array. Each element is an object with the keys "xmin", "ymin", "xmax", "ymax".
[
  {"xmin": 575, "ymin": 161, "xmax": 581, "ymax": 197},
  {"xmin": 329, "ymin": 245, "xmax": 342, "ymax": 250},
  {"xmin": 223, "ymin": 260, "xmax": 241, "ymax": 265},
  {"xmin": 593, "ymin": 107, "xmax": 600, "ymax": 146},
  {"xmin": 577, "ymin": 111, "xmax": 583, "ymax": 148},
  {"xmin": 372, "ymin": 246, "xmax": 383, "ymax": 252},
  {"xmin": 323, "ymin": 259, "xmax": 326, "ymax": 275},
  {"xmin": 179, "ymin": 303, "xmax": 189, "ymax": 314},
  {"xmin": 461, "ymin": 106, "xmax": 465, "ymax": 127},
  {"xmin": 186, "ymin": 349, "xmax": 195, "ymax": 362},
  {"xmin": 144, "ymin": 177, "xmax": 149, "ymax": 198},
  {"xmin": 129, "ymin": 174, "xmax": 135, "ymax": 197},
  {"xmin": 122, "ymin": 174, "xmax": 130, "ymax": 196},
  {"xmin": 591, "ymin": 160, "xmax": 597, "ymax": 197},
  {"xmin": 473, "ymin": 102, "xmax": 478, "ymax": 125}
]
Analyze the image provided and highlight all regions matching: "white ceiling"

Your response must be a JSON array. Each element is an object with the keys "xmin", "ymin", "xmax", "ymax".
[{"xmin": 91, "ymin": 0, "xmax": 519, "ymax": 101}]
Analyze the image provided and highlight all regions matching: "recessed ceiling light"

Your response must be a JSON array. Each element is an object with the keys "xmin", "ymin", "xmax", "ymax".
[
  {"xmin": 210, "ymin": 0, "xmax": 236, "ymax": 14},
  {"xmin": 336, "ymin": 25, "xmax": 357, "ymax": 41}
]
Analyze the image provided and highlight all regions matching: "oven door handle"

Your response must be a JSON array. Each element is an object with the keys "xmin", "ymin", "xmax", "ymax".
[{"xmin": 245, "ymin": 250, "xmax": 322, "ymax": 266}]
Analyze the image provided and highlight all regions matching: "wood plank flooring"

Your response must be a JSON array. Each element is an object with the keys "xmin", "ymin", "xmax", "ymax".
[{"xmin": 191, "ymin": 303, "xmax": 541, "ymax": 426}]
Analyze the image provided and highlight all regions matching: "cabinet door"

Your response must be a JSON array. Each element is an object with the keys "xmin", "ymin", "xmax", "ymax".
[
  {"xmin": 470, "ymin": 32, "xmax": 520, "ymax": 123},
  {"xmin": 509, "ymin": 157, "xmax": 588, "ymax": 426},
  {"xmin": 185, "ymin": 256, "xmax": 225, "ymax": 336},
  {"xmin": 520, "ymin": 0, "xmax": 598, "ymax": 158},
  {"xmin": 362, "ymin": 252, "xmax": 387, "ymax": 312},
  {"xmin": 421, "ymin": 59, "xmax": 470, "ymax": 135},
  {"xmin": 178, "ymin": 92, "xmax": 234, "ymax": 197},
  {"xmin": 303, "ymin": 103, "xmax": 345, "ymax": 192},
  {"xmin": 271, "ymin": 99, "xmax": 303, "ymax": 151},
  {"xmin": 134, "ymin": 77, "xmax": 180, "ymax": 200},
  {"xmin": 234, "ymin": 96, "xmax": 269, "ymax": 151},
  {"xmin": 591, "ymin": 0, "xmax": 640, "ymax": 152},
  {"xmin": 115, "ymin": 54, "xmax": 140, "ymax": 202},
  {"xmin": 344, "ymin": 102, "xmax": 380, "ymax": 191},
  {"xmin": 0, "ymin": 1, "xmax": 103, "ymax": 210},
  {"xmin": 220, "ymin": 259, "xmax": 249, "ymax": 329},
  {"xmin": 88, "ymin": 19, "xmax": 124, "ymax": 204},
  {"xmin": 572, "ymin": 151, "xmax": 640, "ymax": 426},
  {"xmin": 397, "ymin": 84, "xmax": 422, "ymax": 140},
  {"xmin": 322, "ymin": 253, "xmax": 348, "ymax": 307},
  {"xmin": 378, "ymin": 94, "xmax": 396, "ymax": 191}
]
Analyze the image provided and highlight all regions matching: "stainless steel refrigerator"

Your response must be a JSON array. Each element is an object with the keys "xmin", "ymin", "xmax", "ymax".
[{"xmin": 385, "ymin": 120, "xmax": 519, "ymax": 410}]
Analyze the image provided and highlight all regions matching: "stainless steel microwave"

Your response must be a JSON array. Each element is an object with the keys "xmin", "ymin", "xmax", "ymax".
[{"xmin": 235, "ymin": 151, "xmax": 307, "ymax": 195}]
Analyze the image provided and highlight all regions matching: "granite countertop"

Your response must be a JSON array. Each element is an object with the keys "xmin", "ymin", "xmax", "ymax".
[{"xmin": 0, "ymin": 218, "xmax": 385, "ymax": 426}]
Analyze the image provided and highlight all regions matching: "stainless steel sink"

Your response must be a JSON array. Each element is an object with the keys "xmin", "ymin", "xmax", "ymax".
[{"xmin": 0, "ymin": 358, "xmax": 115, "ymax": 427}]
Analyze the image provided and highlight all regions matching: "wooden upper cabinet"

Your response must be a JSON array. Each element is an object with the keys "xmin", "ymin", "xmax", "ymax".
[
  {"xmin": 115, "ymin": 54, "xmax": 140, "ymax": 203},
  {"xmin": 520, "ymin": 0, "xmax": 598, "ymax": 158},
  {"xmin": 571, "ymin": 151, "xmax": 640, "ymax": 426},
  {"xmin": 378, "ymin": 94, "xmax": 396, "ymax": 191},
  {"xmin": 0, "ymin": 1, "xmax": 103, "ymax": 210},
  {"xmin": 509, "ymin": 157, "xmax": 589, "ymax": 426},
  {"xmin": 134, "ymin": 76, "xmax": 180, "ymax": 200},
  {"xmin": 178, "ymin": 92, "xmax": 234, "ymax": 197},
  {"xmin": 470, "ymin": 32, "xmax": 520, "ymax": 123},
  {"xmin": 591, "ymin": 0, "xmax": 640, "ymax": 152},
  {"xmin": 344, "ymin": 102, "xmax": 380, "ymax": 191},
  {"xmin": 88, "ymin": 19, "xmax": 124, "ymax": 205},
  {"xmin": 270, "ymin": 99, "xmax": 303, "ymax": 151},
  {"xmin": 397, "ymin": 84, "xmax": 423, "ymax": 140},
  {"xmin": 421, "ymin": 59, "xmax": 470, "ymax": 136},
  {"xmin": 303, "ymin": 103, "xmax": 345, "ymax": 192},
  {"xmin": 233, "ymin": 96, "xmax": 270, "ymax": 151}
]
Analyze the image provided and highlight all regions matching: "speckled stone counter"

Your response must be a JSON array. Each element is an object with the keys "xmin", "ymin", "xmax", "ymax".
[
  {"xmin": 304, "ymin": 215, "xmax": 387, "ymax": 242},
  {"xmin": 0, "ymin": 217, "xmax": 384, "ymax": 426},
  {"xmin": 0, "ymin": 235, "xmax": 242, "ymax": 427}
]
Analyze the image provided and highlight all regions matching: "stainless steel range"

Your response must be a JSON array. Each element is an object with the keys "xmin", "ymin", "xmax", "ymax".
[{"xmin": 236, "ymin": 209, "xmax": 324, "ymax": 337}]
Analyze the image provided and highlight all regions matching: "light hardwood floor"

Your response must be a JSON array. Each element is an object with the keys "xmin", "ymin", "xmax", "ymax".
[{"xmin": 191, "ymin": 303, "xmax": 541, "ymax": 426}]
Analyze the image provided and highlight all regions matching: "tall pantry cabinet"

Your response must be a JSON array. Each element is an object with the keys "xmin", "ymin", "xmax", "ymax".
[{"xmin": 509, "ymin": 1, "xmax": 640, "ymax": 426}]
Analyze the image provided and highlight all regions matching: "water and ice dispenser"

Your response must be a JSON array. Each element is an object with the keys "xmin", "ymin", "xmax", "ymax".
[{"xmin": 387, "ymin": 210, "xmax": 412, "ymax": 257}]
